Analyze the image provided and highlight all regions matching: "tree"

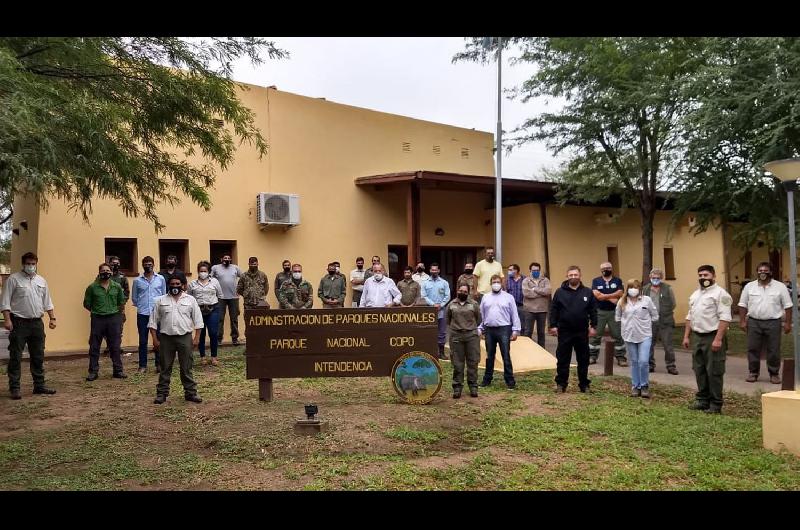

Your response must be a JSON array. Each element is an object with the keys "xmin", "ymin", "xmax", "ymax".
[
  {"xmin": 673, "ymin": 38, "xmax": 800, "ymax": 253},
  {"xmin": 0, "ymin": 37, "xmax": 286, "ymax": 231},
  {"xmin": 456, "ymin": 38, "xmax": 705, "ymax": 280}
]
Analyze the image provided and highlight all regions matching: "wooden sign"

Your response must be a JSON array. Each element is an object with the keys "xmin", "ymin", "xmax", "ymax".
[{"xmin": 244, "ymin": 306, "xmax": 439, "ymax": 401}]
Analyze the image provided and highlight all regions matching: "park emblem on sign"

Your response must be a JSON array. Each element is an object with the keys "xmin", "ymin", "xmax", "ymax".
[{"xmin": 244, "ymin": 306, "xmax": 439, "ymax": 402}]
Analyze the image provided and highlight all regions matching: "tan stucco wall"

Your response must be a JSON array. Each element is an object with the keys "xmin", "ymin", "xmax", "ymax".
[
  {"xmin": 8, "ymin": 193, "xmax": 40, "ymax": 268},
  {"xmin": 485, "ymin": 204, "xmax": 547, "ymax": 273},
  {"xmin": 18, "ymin": 85, "xmax": 495, "ymax": 353},
  {"xmin": 544, "ymin": 205, "xmax": 727, "ymax": 319}
]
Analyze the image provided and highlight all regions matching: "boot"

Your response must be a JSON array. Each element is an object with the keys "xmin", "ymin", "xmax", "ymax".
[{"xmin": 438, "ymin": 344, "xmax": 447, "ymax": 360}]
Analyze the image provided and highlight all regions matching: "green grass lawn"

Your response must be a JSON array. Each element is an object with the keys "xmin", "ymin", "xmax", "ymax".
[
  {"xmin": 672, "ymin": 324, "xmax": 794, "ymax": 358},
  {"xmin": 1, "ymin": 347, "xmax": 798, "ymax": 490}
]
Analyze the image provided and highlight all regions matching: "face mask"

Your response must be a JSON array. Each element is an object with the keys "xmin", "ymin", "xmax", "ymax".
[
  {"xmin": 464, "ymin": 269, "xmax": 473, "ymax": 275},
  {"xmin": 650, "ymin": 278, "xmax": 661, "ymax": 286},
  {"xmin": 491, "ymin": 282, "xmax": 502, "ymax": 292},
  {"xmin": 374, "ymin": 273, "xmax": 384, "ymax": 282},
  {"xmin": 357, "ymin": 264, "xmax": 363, "ymax": 270},
  {"xmin": 627, "ymin": 288, "xmax": 639, "ymax": 298},
  {"xmin": 602, "ymin": 269, "xmax": 612, "ymax": 277},
  {"xmin": 532, "ymin": 270, "xmax": 541, "ymax": 279},
  {"xmin": 417, "ymin": 267, "xmax": 425, "ymax": 273},
  {"xmin": 508, "ymin": 271, "xmax": 514, "ymax": 277},
  {"xmin": 486, "ymin": 256, "xmax": 494, "ymax": 262},
  {"xmin": 223, "ymin": 260, "xmax": 231, "ymax": 266},
  {"xmin": 699, "ymin": 278, "xmax": 713, "ymax": 289},
  {"xmin": 99, "ymin": 272, "xmax": 112, "ymax": 280},
  {"xmin": 111, "ymin": 264, "xmax": 120, "ymax": 272},
  {"xmin": 335, "ymin": 266, "xmax": 340, "ymax": 273},
  {"xmin": 249, "ymin": 265, "xmax": 258, "ymax": 272},
  {"xmin": 457, "ymin": 292, "xmax": 468, "ymax": 301},
  {"xmin": 143, "ymin": 265, "xmax": 153, "ymax": 273},
  {"xmin": 170, "ymin": 287, "xmax": 181, "ymax": 296},
  {"xmin": 758, "ymin": 272, "xmax": 771, "ymax": 281},
  {"xmin": 328, "ymin": 270, "xmax": 336, "ymax": 276},
  {"xmin": 167, "ymin": 262, "xmax": 176, "ymax": 269},
  {"xmin": 199, "ymin": 272, "xmax": 209, "ymax": 280},
  {"xmin": 284, "ymin": 266, "xmax": 291, "ymax": 273},
  {"xmin": 23, "ymin": 264, "xmax": 36, "ymax": 275},
  {"xmin": 292, "ymin": 272, "xmax": 302, "ymax": 280}
]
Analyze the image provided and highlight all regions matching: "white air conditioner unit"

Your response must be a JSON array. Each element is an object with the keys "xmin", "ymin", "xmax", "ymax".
[{"xmin": 256, "ymin": 193, "xmax": 300, "ymax": 228}]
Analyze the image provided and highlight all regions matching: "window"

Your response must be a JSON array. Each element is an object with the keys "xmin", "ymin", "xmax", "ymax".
[
  {"xmin": 744, "ymin": 250, "xmax": 753, "ymax": 279},
  {"xmin": 664, "ymin": 247, "xmax": 676, "ymax": 280},
  {"xmin": 104, "ymin": 238, "xmax": 137, "ymax": 275},
  {"xmin": 387, "ymin": 245, "xmax": 407, "ymax": 283},
  {"xmin": 606, "ymin": 246, "xmax": 619, "ymax": 273},
  {"xmin": 210, "ymin": 240, "xmax": 237, "ymax": 266},
  {"xmin": 159, "ymin": 239, "xmax": 189, "ymax": 272}
]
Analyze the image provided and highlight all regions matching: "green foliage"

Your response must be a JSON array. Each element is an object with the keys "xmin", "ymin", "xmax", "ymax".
[{"xmin": 0, "ymin": 37, "xmax": 286, "ymax": 231}]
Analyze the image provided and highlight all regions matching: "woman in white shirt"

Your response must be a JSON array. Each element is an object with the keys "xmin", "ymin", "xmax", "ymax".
[
  {"xmin": 615, "ymin": 279, "xmax": 659, "ymax": 398},
  {"xmin": 188, "ymin": 261, "xmax": 224, "ymax": 366}
]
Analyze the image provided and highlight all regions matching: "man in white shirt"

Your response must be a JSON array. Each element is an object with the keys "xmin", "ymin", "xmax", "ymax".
[
  {"xmin": 412, "ymin": 262, "xmax": 430, "ymax": 285},
  {"xmin": 149, "ymin": 277, "xmax": 205, "ymax": 404},
  {"xmin": 350, "ymin": 257, "xmax": 367, "ymax": 308},
  {"xmin": 359, "ymin": 264, "xmax": 402, "ymax": 308},
  {"xmin": 738, "ymin": 261, "xmax": 793, "ymax": 384},
  {"xmin": 0, "ymin": 252, "xmax": 58, "ymax": 400}
]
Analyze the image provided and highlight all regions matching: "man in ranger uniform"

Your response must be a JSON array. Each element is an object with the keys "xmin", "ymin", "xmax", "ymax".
[{"xmin": 278, "ymin": 264, "xmax": 314, "ymax": 309}]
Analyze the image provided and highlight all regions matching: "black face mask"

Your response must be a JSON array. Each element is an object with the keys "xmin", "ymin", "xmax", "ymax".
[
  {"xmin": 357, "ymin": 264, "xmax": 363, "ymax": 270},
  {"xmin": 111, "ymin": 264, "xmax": 119, "ymax": 272},
  {"xmin": 457, "ymin": 292, "xmax": 468, "ymax": 301},
  {"xmin": 249, "ymin": 265, "xmax": 258, "ymax": 272},
  {"xmin": 464, "ymin": 269, "xmax": 473, "ymax": 275},
  {"xmin": 170, "ymin": 287, "xmax": 181, "ymax": 295},
  {"xmin": 167, "ymin": 262, "xmax": 176, "ymax": 269},
  {"xmin": 99, "ymin": 272, "xmax": 112, "ymax": 280},
  {"xmin": 143, "ymin": 265, "xmax": 153, "ymax": 273},
  {"xmin": 758, "ymin": 272, "xmax": 771, "ymax": 281},
  {"xmin": 283, "ymin": 266, "xmax": 291, "ymax": 273},
  {"xmin": 601, "ymin": 269, "xmax": 612, "ymax": 277},
  {"xmin": 328, "ymin": 270, "xmax": 336, "ymax": 276},
  {"xmin": 699, "ymin": 278, "xmax": 713, "ymax": 289},
  {"xmin": 223, "ymin": 260, "xmax": 231, "ymax": 266}
]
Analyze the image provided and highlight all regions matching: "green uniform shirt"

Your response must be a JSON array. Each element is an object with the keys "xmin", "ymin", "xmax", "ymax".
[
  {"xmin": 446, "ymin": 298, "xmax": 481, "ymax": 332},
  {"xmin": 83, "ymin": 280, "xmax": 126, "ymax": 316},
  {"xmin": 318, "ymin": 274, "xmax": 347, "ymax": 305},
  {"xmin": 111, "ymin": 272, "xmax": 130, "ymax": 302},
  {"xmin": 237, "ymin": 270, "xmax": 269, "ymax": 307},
  {"xmin": 278, "ymin": 279, "xmax": 314, "ymax": 309},
  {"xmin": 642, "ymin": 282, "xmax": 676, "ymax": 324},
  {"xmin": 397, "ymin": 279, "xmax": 421, "ymax": 306}
]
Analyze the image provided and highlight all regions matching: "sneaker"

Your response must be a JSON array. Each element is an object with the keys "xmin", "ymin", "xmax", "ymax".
[
  {"xmin": 469, "ymin": 388, "xmax": 479, "ymax": 398},
  {"xmin": 617, "ymin": 358, "xmax": 628, "ymax": 367},
  {"xmin": 211, "ymin": 358, "xmax": 219, "ymax": 366},
  {"xmin": 667, "ymin": 367, "xmax": 679, "ymax": 375},
  {"xmin": 770, "ymin": 374, "xmax": 782, "ymax": 385},
  {"xmin": 554, "ymin": 384, "xmax": 567, "ymax": 393},
  {"xmin": 640, "ymin": 386, "xmax": 651, "ymax": 399},
  {"xmin": 201, "ymin": 357, "xmax": 209, "ymax": 366},
  {"xmin": 688, "ymin": 401, "xmax": 709, "ymax": 411},
  {"xmin": 631, "ymin": 387, "xmax": 641, "ymax": 398},
  {"xmin": 746, "ymin": 373, "xmax": 758, "ymax": 383},
  {"xmin": 589, "ymin": 357, "xmax": 598, "ymax": 365}
]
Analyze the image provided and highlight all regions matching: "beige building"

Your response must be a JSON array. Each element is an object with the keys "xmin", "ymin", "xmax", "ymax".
[{"xmin": 10, "ymin": 81, "xmax": 730, "ymax": 353}]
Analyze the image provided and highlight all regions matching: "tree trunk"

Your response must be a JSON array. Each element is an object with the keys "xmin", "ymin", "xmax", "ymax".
[{"xmin": 640, "ymin": 205, "xmax": 655, "ymax": 282}]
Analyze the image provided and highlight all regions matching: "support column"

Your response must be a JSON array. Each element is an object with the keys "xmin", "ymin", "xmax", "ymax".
[{"xmin": 407, "ymin": 182, "xmax": 420, "ymax": 266}]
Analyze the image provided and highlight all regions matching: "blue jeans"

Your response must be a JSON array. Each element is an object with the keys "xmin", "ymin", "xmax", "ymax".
[
  {"xmin": 137, "ymin": 314, "xmax": 159, "ymax": 369},
  {"xmin": 199, "ymin": 307, "xmax": 220, "ymax": 357},
  {"xmin": 627, "ymin": 338, "xmax": 652, "ymax": 389},
  {"xmin": 482, "ymin": 325, "xmax": 515, "ymax": 387}
]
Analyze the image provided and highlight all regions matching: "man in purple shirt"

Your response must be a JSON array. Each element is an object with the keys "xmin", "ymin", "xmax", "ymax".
[{"xmin": 479, "ymin": 274, "xmax": 521, "ymax": 389}]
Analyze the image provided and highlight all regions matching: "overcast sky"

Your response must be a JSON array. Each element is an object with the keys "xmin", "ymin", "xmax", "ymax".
[{"xmin": 231, "ymin": 37, "xmax": 563, "ymax": 180}]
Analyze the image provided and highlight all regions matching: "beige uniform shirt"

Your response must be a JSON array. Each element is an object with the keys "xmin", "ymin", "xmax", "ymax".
[
  {"xmin": 148, "ymin": 292, "xmax": 204, "ymax": 335},
  {"xmin": 0, "ymin": 271, "xmax": 54, "ymax": 318},
  {"xmin": 737, "ymin": 279, "xmax": 792, "ymax": 320},
  {"xmin": 686, "ymin": 283, "xmax": 733, "ymax": 333}
]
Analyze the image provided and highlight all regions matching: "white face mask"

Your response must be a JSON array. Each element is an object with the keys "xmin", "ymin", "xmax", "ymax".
[
  {"xmin": 491, "ymin": 282, "xmax": 502, "ymax": 292},
  {"xmin": 23, "ymin": 264, "xmax": 36, "ymax": 275},
  {"xmin": 199, "ymin": 272, "xmax": 209, "ymax": 280},
  {"xmin": 374, "ymin": 273, "xmax": 384, "ymax": 282},
  {"xmin": 292, "ymin": 272, "xmax": 302, "ymax": 280},
  {"xmin": 628, "ymin": 288, "xmax": 639, "ymax": 298}
]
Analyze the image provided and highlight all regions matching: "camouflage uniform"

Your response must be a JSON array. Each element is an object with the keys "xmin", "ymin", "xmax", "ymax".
[
  {"xmin": 278, "ymin": 279, "xmax": 314, "ymax": 309},
  {"xmin": 237, "ymin": 270, "xmax": 270, "ymax": 309},
  {"xmin": 457, "ymin": 274, "xmax": 478, "ymax": 300}
]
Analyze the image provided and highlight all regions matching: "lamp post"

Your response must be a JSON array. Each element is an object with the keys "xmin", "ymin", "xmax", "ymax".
[
  {"xmin": 764, "ymin": 158, "xmax": 800, "ymax": 391},
  {"xmin": 483, "ymin": 36, "xmax": 504, "ymax": 262}
]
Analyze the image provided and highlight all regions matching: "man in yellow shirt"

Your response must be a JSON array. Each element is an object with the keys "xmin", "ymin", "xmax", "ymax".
[{"xmin": 473, "ymin": 247, "xmax": 503, "ymax": 302}]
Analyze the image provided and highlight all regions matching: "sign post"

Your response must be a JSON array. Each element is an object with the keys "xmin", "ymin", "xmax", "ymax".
[{"xmin": 244, "ymin": 306, "xmax": 440, "ymax": 402}]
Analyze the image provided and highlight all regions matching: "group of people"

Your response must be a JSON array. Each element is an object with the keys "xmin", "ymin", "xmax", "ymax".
[{"xmin": 2, "ymin": 248, "xmax": 788, "ymax": 415}]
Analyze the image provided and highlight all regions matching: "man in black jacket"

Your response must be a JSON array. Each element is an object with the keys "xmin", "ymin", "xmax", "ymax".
[{"xmin": 549, "ymin": 265, "xmax": 598, "ymax": 393}]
